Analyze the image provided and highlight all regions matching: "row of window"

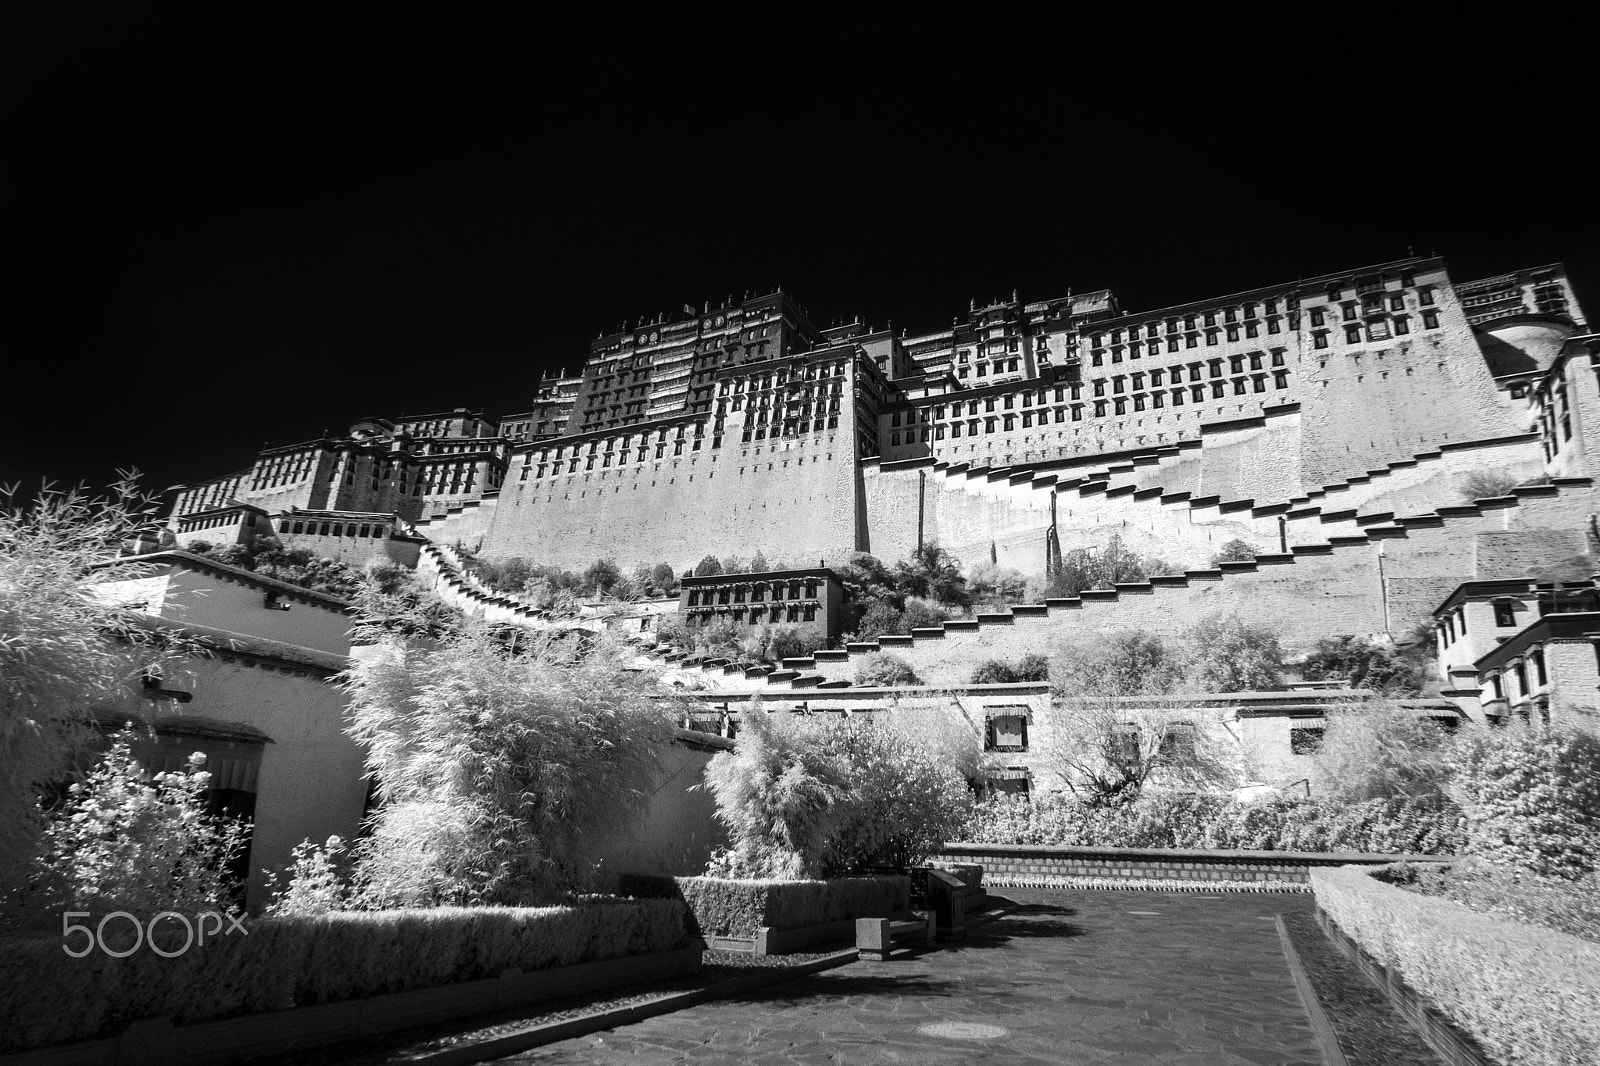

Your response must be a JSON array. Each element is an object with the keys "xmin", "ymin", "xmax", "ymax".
[
  {"xmin": 687, "ymin": 582, "xmax": 821, "ymax": 605},
  {"xmin": 687, "ymin": 603, "xmax": 819, "ymax": 623},
  {"xmin": 278, "ymin": 519, "xmax": 389, "ymax": 539}
]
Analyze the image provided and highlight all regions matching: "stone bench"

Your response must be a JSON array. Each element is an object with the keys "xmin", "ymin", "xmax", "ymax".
[{"xmin": 855, "ymin": 912, "xmax": 935, "ymax": 961}]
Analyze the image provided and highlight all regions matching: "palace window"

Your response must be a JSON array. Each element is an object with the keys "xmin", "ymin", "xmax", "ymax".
[
  {"xmin": 1494, "ymin": 601, "xmax": 1517, "ymax": 627},
  {"xmin": 1423, "ymin": 310, "xmax": 1440, "ymax": 329}
]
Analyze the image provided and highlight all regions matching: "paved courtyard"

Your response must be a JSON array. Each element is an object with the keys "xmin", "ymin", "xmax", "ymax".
[{"xmin": 502, "ymin": 887, "xmax": 1328, "ymax": 1065}]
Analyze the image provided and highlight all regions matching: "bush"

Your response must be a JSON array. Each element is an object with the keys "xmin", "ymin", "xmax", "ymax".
[
  {"xmin": 0, "ymin": 898, "xmax": 687, "ymax": 1053},
  {"xmin": 1308, "ymin": 701, "xmax": 1454, "ymax": 804},
  {"xmin": 665, "ymin": 875, "xmax": 909, "ymax": 937},
  {"xmin": 1051, "ymin": 629, "xmax": 1182, "ymax": 698},
  {"xmin": 1300, "ymin": 635, "xmax": 1428, "ymax": 696},
  {"xmin": 970, "ymin": 654, "xmax": 1050, "ymax": 685},
  {"xmin": 1314, "ymin": 863, "xmax": 1600, "ymax": 1066},
  {"xmin": 0, "ymin": 478, "xmax": 180, "ymax": 892},
  {"xmin": 701, "ymin": 705, "xmax": 971, "ymax": 879},
  {"xmin": 1039, "ymin": 535, "xmax": 1147, "ymax": 599},
  {"xmin": 1184, "ymin": 613, "xmax": 1283, "ymax": 692},
  {"xmin": 1210, "ymin": 538, "xmax": 1256, "ymax": 565},
  {"xmin": 968, "ymin": 561, "xmax": 1029, "ymax": 609},
  {"xmin": 1459, "ymin": 469, "xmax": 1521, "ymax": 501},
  {"xmin": 959, "ymin": 791, "xmax": 1464, "ymax": 854},
  {"xmin": 1447, "ymin": 725, "xmax": 1600, "ymax": 879},
  {"xmin": 1384, "ymin": 856, "xmax": 1600, "ymax": 944},
  {"xmin": 13, "ymin": 737, "xmax": 247, "ymax": 929},
  {"xmin": 342, "ymin": 626, "xmax": 682, "ymax": 906},
  {"xmin": 854, "ymin": 652, "xmax": 921, "ymax": 687}
]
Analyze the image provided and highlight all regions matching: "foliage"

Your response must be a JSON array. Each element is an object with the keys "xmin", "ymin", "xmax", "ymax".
[
  {"xmin": 967, "ymin": 561, "xmax": 1029, "ymax": 608},
  {"xmin": 1040, "ymin": 700, "xmax": 1246, "ymax": 805},
  {"xmin": 701, "ymin": 705, "xmax": 972, "ymax": 878},
  {"xmin": 759, "ymin": 625, "xmax": 826, "ymax": 663},
  {"xmin": 1307, "ymin": 700, "xmax": 1455, "ymax": 804},
  {"xmin": 1211, "ymin": 538, "xmax": 1257, "ymax": 565},
  {"xmin": 0, "ymin": 898, "xmax": 688, "ymax": 1054},
  {"xmin": 1385, "ymin": 856, "xmax": 1600, "ymax": 944},
  {"xmin": 13, "ymin": 736, "xmax": 246, "ymax": 929},
  {"xmin": 1314, "ymin": 863, "xmax": 1600, "ymax": 1066},
  {"xmin": 961, "ymin": 790, "xmax": 1464, "ymax": 854},
  {"xmin": 1459, "ymin": 468, "xmax": 1521, "ymax": 501},
  {"xmin": 351, "ymin": 560, "xmax": 464, "ymax": 639},
  {"xmin": 1184, "ymin": 613, "xmax": 1284, "ymax": 692},
  {"xmin": 970, "ymin": 654, "xmax": 1050, "ymax": 685},
  {"xmin": 850, "ymin": 597, "xmax": 948, "ymax": 642},
  {"xmin": 1299, "ymin": 634, "xmax": 1428, "ymax": 696},
  {"xmin": 893, "ymin": 545, "xmax": 969, "ymax": 608},
  {"xmin": 1446, "ymin": 724, "xmax": 1600, "ymax": 879},
  {"xmin": 664, "ymin": 875, "xmax": 909, "ymax": 937},
  {"xmin": 650, "ymin": 562, "xmax": 679, "ymax": 594},
  {"xmin": 582, "ymin": 558, "xmax": 622, "ymax": 596},
  {"xmin": 853, "ymin": 652, "xmax": 922, "ymax": 687},
  {"xmin": 0, "ymin": 477, "xmax": 181, "ymax": 893},
  {"xmin": 341, "ymin": 625, "xmax": 682, "ymax": 906},
  {"xmin": 261, "ymin": 835, "xmax": 348, "ymax": 917},
  {"xmin": 1038, "ymin": 535, "xmax": 1148, "ymax": 599},
  {"xmin": 693, "ymin": 555, "xmax": 724, "ymax": 578},
  {"xmin": 209, "ymin": 537, "xmax": 362, "ymax": 598},
  {"xmin": 1050, "ymin": 629, "xmax": 1184, "ymax": 699}
]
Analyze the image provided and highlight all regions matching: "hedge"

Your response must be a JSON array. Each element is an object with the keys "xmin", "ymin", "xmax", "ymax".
[
  {"xmin": 1312, "ymin": 864, "xmax": 1600, "ymax": 1066},
  {"xmin": 0, "ymin": 897, "xmax": 686, "ymax": 1054},
  {"xmin": 620, "ymin": 875, "xmax": 909, "ymax": 938}
]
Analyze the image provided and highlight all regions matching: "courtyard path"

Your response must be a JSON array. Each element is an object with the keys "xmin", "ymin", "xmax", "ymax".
[{"xmin": 498, "ymin": 887, "xmax": 1328, "ymax": 1065}]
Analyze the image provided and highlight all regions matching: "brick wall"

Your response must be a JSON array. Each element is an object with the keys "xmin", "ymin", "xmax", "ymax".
[{"xmin": 935, "ymin": 843, "xmax": 1443, "ymax": 886}]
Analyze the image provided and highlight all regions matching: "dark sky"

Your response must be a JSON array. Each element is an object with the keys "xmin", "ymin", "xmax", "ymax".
[{"xmin": 6, "ymin": 5, "xmax": 1597, "ymax": 504}]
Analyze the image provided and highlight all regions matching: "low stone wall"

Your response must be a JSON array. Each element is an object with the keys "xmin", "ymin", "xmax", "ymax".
[{"xmin": 937, "ymin": 843, "xmax": 1447, "ymax": 886}]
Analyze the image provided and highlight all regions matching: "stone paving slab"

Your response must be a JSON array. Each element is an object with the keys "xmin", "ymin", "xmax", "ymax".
[{"xmin": 498, "ymin": 888, "xmax": 1326, "ymax": 1065}]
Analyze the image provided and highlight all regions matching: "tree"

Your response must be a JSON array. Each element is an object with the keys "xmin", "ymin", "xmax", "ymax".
[
  {"xmin": 0, "ymin": 478, "xmax": 185, "ymax": 894},
  {"xmin": 894, "ymin": 545, "xmax": 970, "ymax": 608},
  {"xmin": 1185, "ymin": 613, "xmax": 1284, "ymax": 692},
  {"xmin": 854, "ymin": 652, "xmax": 922, "ymax": 687},
  {"xmin": 341, "ymin": 625, "xmax": 682, "ymax": 906},
  {"xmin": 1301, "ymin": 635, "xmax": 1427, "ymax": 696},
  {"xmin": 650, "ymin": 562, "xmax": 680, "ymax": 594},
  {"xmin": 693, "ymin": 555, "xmax": 724, "ymax": 578},
  {"xmin": 1211, "ymin": 539, "xmax": 1256, "ymax": 565},
  {"xmin": 582, "ymin": 557, "xmax": 622, "ymax": 597},
  {"xmin": 1040, "ymin": 535, "xmax": 1147, "ymax": 599},
  {"xmin": 1042, "ymin": 699, "xmax": 1244, "ymax": 807},
  {"xmin": 748, "ymin": 551, "xmax": 771, "ymax": 573}
]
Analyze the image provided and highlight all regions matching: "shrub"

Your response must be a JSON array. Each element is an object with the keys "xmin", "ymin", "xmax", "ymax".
[
  {"xmin": 666, "ymin": 875, "xmax": 909, "ymax": 937},
  {"xmin": 262, "ymin": 836, "xmax": 349, "ymax": 917},
  {"xmin": 1307, "ymin": 700, "xmax": 1454, "ymax": 803},
  {"xmin": 968, "ymin": 561, "xmax": 1029, "ymax": 608},
  {"xmin": 1185, "ymin": 613, "xmax": 1283, "ymax": 692},
  {"xmin": 702, "ymin": 705, "xmax": 971, "ymax": 878},
  {"xmin": 959, "ymin": 791, "xmax": 1464, "ymax": 854},
  {"xmin": 13, "ymin": 737, "xmax": 247, "ymax": 930},
  {"xmin": 1299, "ymin": 634, "xmax": 1428, "ymax": 695},
  {"xmin": 1039, "ymin": 534, "xmax": 1146, "ymax": 599},
  {"xmin": 854, "ymin": 652, "xmax": 921, "ymax": 687},
  {"xmin": 1210, "ymin": 538, "xmax": 1256, "ymax": 565},
  {"xmin": 1459, "ymin": 468, "xmax": 1521, "ymax": 501},
  {"xmin": 0, "ymin": 898, "xmax": 687, "ymax": 1053},
  {"xmin": 970, "ymin": 654, "xmax": 1050, "ymax": 685},
  {"xmin": 1384, "ymin": 856, "xmax": 1600, "ymax": 943},
  {"xmin": 1050, "ymin": 629, "xmax": 1182, "ymax": 698},
  {"xmin": 762, "ymin": 625, "xmax": 826, "ymax": 663},
  {"xmin": 1314, "ymin": 863, "xmax": 1600, "ymax": 1066},
  {"xmin": 1446, "ymin": 725, "xmax": 1600, "ymax": 879},
  {"xmin": 0, "ymin": 478, "xmax": 180, "ymax": 893},
  {"xmin": 893, "ymin": 545, "xmax": 969, "ymax": 608},
  {"xmin": 341, "ymin": 626, "xmax": 682, "ymax": 906}
]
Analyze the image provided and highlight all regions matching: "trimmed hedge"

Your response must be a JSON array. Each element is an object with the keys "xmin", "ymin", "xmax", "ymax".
[
  {"xmin": 621, "ymin": 875, "xmax": 909, "ymax": 938},
  {"xmin": 1312, "ymin": 864, "xmax": 1600, "ymax": 1066},
  {"xmin": 0, "ymin": 898, "xmax": 686, "ymax": 1054}
]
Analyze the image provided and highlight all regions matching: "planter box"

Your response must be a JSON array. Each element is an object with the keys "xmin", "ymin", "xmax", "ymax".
[
  {"xmin": 938, "ymin": 843, "xmax": 1449, "ymax": 886},
  {"xmin": 0, "ymin": 944, "xmax": 703, "ymax": 1066}
]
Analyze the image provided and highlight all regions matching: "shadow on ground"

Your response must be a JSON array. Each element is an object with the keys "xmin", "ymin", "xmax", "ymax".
[
  {"xmin": 712, "ymin": 972, "xmax": 956, "ymax": 1008},
  {"xmin": 943, "ymin": 901, "xmax": 1086, "ymax": 950}
]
